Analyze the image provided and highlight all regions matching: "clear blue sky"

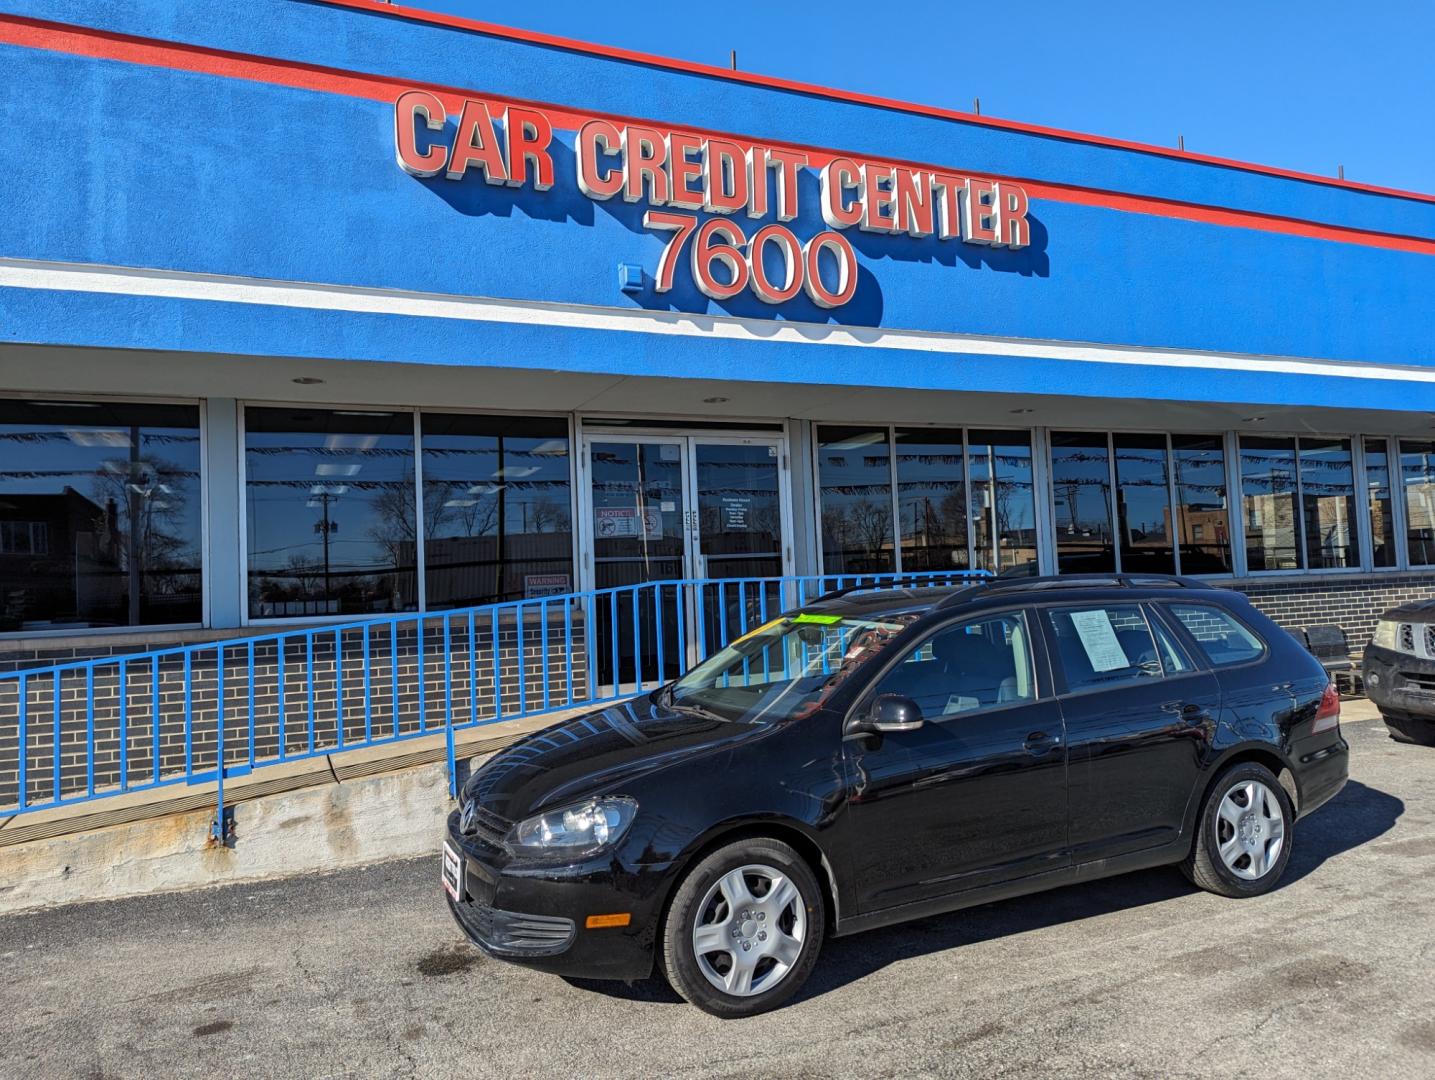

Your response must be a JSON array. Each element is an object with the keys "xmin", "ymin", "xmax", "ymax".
[{"xmin": 409, "ymin": 0, "xmax": 1433, "ymax": 194}]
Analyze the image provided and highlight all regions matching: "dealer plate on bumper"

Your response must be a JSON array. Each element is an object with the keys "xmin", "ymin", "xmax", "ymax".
[{"xmin": 442, "ymin": 840, "xmax": 463, "ymax": 902}]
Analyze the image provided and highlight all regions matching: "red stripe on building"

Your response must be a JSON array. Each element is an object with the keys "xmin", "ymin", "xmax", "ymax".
[{"xmin": 2, "ymin": 14, "xmax": 1433, "ymax": 257}]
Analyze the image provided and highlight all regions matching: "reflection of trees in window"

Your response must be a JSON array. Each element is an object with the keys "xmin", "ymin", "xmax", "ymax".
[
  {"xmin": 244, "ymin": 409, "xmax": 417, "ymax": 618},
  {"xmin": 1365, "ymin": 439, "xmax": 1396, "ymax": 568},
  {"xmin": 895, "ymin": 431, "xmax": 967, "ymax": 571},
  {"xmin": 0, "ymin": 403, "xmax": 202, "ymax": 631},
  {"xmin": 421, "ymin": 415, "xmax": 573, "ymax": 609},
  {"xmin": 1050, "ymin": 433, "xmax": 1115, "ymax": 574},
  {"xmin": 1171, "ymin": 435, "xmax": 1231, "ymax": 575},
  {"xmin": 1239, "ymin": 436, "xmax": 1359, "ymax": 572},
  {"xmin": 817, "ymin": 427, "xmax": 894, "ymax": 575},
  {"xmin": 969, "ymin": 439, "xmax": 1037, "ymax": 574}
]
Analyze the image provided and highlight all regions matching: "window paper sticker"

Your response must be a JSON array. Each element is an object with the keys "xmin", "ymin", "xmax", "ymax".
[{"xmin": 1069, "ymin": 610, "xmax": 1129, "ymax": 672}]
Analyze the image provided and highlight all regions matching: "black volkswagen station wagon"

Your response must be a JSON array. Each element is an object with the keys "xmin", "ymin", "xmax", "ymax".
[{"xmin": 442, "ymin": 576, "xmax": 1348, "ymax": 1016}]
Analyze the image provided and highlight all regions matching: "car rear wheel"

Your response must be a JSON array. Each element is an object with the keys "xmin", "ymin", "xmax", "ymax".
[
  {"xmin": 1183, "ymin": 762, "xmax": 1294, "ymax": 898},
  {"xmin": 659, "ymin": 837, "xmax": 825, "ymax": 1018},
  {"xmin": 1384, "ymin": 714, "xmax": 1435, "ymax": 746}
]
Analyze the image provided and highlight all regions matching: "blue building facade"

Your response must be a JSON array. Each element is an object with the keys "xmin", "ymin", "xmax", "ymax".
[{"xmin": 1, "ymin": 0, "xmax": 1433, "ymax": 666}]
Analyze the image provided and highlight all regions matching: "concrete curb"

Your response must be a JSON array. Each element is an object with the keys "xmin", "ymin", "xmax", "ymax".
[{"xmin": 0, "ymin": 701, "xmax": 626, "ymax": 916}]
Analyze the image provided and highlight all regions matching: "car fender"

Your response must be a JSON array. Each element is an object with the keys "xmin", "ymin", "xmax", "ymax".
[
  {"xmin": 1177, "ymin": 738, "xmax": 1299, "ymax": 841},
  {"xmin": 655, "ymin": 812, "xmax": 849, "ymax": 930}
]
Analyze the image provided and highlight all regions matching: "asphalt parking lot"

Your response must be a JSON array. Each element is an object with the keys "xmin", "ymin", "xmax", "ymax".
[{"xmin": 2, "ymin": 710, "xmax": 1432, "ymax": 1080}]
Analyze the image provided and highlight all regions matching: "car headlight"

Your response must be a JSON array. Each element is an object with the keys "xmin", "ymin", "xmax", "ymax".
[
  {"xmin": 1371, "ymin": 619, "xmax": 1399, "ymax": 652},
  {"xmin": 507, "ymin": 797, "xmax": 637, "ymax": 856}
]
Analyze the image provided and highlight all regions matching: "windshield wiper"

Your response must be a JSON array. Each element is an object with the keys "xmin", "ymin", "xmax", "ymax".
[{"xmin": 663, "ymin": 696, "xmax": 733, "ymax": 723}]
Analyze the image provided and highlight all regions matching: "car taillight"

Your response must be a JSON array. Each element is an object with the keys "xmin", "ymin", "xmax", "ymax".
[{"xmin": 1312, "ymin": 682, "xmax": 1340, "ymax": 733}]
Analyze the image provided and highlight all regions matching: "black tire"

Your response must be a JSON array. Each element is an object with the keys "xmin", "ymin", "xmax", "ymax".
[
  {"xmin": 658, "ymin": 837, "xmax": 825, "ymax": 1018},
  {"xmin": 1182, "ymin": 762, "xmax": 1294, "ymax": 898},
  {"xmin": 1384, "ymin": 714, "xmax": 1435, "ymax": 746}
]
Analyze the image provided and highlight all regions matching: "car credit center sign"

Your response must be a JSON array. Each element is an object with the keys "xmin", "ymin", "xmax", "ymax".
[{"xmin": 394, "ymin": 90, "xmax": 1031, "ymax": 309}]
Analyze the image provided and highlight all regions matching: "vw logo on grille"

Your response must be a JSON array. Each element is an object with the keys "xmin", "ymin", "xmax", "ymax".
[{"xmin": 459, "ymin": 800, "xmax": 478, "ymax": 836}]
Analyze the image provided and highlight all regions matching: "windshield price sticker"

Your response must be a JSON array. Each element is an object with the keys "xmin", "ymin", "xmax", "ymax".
[
  {"xmin": 792, "ymin": 613, "xmax": 844, "ymax": 626},
  {"xmin": 394, "ymin": 90, "xmax": 1031, "ymax": 309}
]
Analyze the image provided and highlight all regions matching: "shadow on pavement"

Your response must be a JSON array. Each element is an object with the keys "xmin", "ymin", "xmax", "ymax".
[{"xmin": 567, "ymin": 779, "xmax": 1402, "ymax": 1007}]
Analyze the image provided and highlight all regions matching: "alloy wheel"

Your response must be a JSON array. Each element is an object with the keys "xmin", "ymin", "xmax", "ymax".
[
  {"xmin": 1215, "ymin": 778, "xmax": 1286, "ymax": 880},
  {"xmin": 691, "ymin": 863, "xmax": 806, "ymax": 997}
]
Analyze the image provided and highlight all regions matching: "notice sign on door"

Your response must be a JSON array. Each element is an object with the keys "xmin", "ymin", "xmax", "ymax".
[
  {"xmin": 721, "ymin": 496, "xmax": 753, "ymax": 530},
  {"xmin": 596, "ymin": 506, "xmax": 662, "ymax": 539},
  {"xmin": 1069, "ymin": 609, "xmax": 1130, "ymax": 672}
]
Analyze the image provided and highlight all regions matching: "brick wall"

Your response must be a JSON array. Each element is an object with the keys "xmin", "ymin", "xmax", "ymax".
[
  {"xmin": 0, "ymin": 612, "xmax": 588, "ymax": 812},
  {"xmin": 1233, "ymin": 571, "xmax": 1435, "ymax": 651}
]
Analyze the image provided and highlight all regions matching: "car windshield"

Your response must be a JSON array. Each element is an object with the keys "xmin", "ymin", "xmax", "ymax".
[{"xmin": 665, "ymin": 611, "xmax": 918, "ymax": 724}]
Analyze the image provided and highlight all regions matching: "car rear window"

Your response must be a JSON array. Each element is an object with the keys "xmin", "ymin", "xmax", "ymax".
[{"xmin": 1167, "ymin": 604, "xmax": 1266, "ymax": 667}]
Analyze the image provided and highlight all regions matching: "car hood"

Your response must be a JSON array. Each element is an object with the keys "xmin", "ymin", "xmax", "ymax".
[
  {"xmin": 462, "ymin": 695, "xmax": 759, "ymax": 824},
  {"xmin": 1380, "ymin": 599, "xmax": 1435, "ymax": 622}
]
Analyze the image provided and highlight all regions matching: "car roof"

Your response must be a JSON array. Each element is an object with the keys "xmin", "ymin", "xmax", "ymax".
[{"xmin": 797, "ymin": 574, "xmax": 1231, "ymax": 619}]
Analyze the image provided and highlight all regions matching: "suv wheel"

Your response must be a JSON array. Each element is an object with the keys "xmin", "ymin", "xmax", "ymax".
[
  {"xmin": 659, "ymin": 837, "xmax": 825, "ymax": 1017},
  {"xmin": 1183, "ymin": 762, "xmax": 1294, "ymax": 898}
]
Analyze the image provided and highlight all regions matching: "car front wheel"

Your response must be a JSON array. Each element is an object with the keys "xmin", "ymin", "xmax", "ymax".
[
  {"xmin": 1183, "ymin": 762, "xmax": 1294, "ymax": 898},
  {"xmin": 659, "ymin": 837, "xmax": 825, "ymax": 1017}
]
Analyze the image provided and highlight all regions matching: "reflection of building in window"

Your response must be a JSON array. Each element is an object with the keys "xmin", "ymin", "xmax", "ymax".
[
  {"xmin": 1244, "ymin": 492, "xmax": 1300, "ymax": 571},
  {"xmin": 1, "ymin": 399, "xmax": 204, "ymax": 632}
]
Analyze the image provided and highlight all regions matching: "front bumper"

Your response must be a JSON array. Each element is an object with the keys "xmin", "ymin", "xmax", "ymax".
[
  {"xmin": 441, "ymin": 809, "xmax": 671, "ymax": 981},
  {"xmin": 1363, "ymin": 647, "xmax": 1435, "ymax": 721}
]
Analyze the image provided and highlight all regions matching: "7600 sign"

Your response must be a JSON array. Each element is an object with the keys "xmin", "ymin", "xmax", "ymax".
[
  {"xmin": 644, "ymin": 212, "xmax": 856, "ymax": 308},
  {"xmin": 394, "ymin": 88, "xmax": 1033, "ymax": 311}
]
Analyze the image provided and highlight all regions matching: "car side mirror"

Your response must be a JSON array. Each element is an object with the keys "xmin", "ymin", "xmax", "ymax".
[{"xmin": 861, "ymin": 694, "xmax": 924, "ymax": 734}]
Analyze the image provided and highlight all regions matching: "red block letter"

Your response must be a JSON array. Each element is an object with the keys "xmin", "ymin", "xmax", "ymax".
[
  {"xmin": 821, "ymin": 158, "xmax": 862, "ymax": 228},
  {"xmin": 447, "ymin": 98, "xmax": 508, "ymax": 184},
  {"xmin": 502, "ymin": 106, "xmax": 554, "ymax": 191},
  {"xmin": 393, "ymin": 90, "xmax": 448, "ymax": 178},
  {"xmin": 961, "ymin": 178, "xmax": 999, "ymax": 244},
  {"xmin": 993, "ymin": 182, "xmax": 1030, "ymax": 248},
  {"xmin": 577, "ymin": 119, "xmax": 623, "ymax": 200}
]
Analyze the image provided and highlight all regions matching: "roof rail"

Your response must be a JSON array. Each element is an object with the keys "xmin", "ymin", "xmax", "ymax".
[
  {"xmin": 809, "ymin": 574, "xmax": 983, "ymax": 606},
  {"xmin": 934, "ymin": 572, "xmax": 1207, "ymax": 609}
]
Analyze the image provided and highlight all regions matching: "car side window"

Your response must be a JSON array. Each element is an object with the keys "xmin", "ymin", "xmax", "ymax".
[
  {"xmin": 1045, "ymin": 604, "xmax": 1165, "ymax": 691},
  {"xmin": 1167, "ymin": 603, "xmax": 1266, "ymax": 667},
  {"xmin": 872, "ymin": 611, "xmax": 1035, "ymax": 722},
  {"xmin": 1149, "ymin": 613, "xmax": 1194, "ymax": 675}
]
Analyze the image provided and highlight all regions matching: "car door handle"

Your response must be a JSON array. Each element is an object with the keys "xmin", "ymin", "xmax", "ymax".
[
  {"xmin": 1162, "ymin": 701, "xmax": 1206, "ymax": 721},
  {"xmin": 1023, "ymin": 731, "xmax": 1060, "ymax": 755}
]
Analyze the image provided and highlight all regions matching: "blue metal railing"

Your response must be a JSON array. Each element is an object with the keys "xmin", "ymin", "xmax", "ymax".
[{"xmin": 0, "ymin": 570, "xmax": 986, "ymax": 832}]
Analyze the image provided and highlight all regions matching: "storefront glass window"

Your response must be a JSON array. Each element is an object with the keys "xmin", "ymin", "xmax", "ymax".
[
  {"xmin": 0, "ymin": 400, "xmax": 203, "ymax": 632},
  {"xmin": 1239, "ymin": 436, "xmax": 1301, "ymax": 571},
  {"xmin": 1170, "ymin": 434, "xmax": 1232, "ymax": 574},
  {"xmin": 817, "ymin": 427, "xmax": 895, "ymax": 575},
  {"xmin": 245, "ymin": 407, "xmax": 416, "ymax": 618},
  {"xmin": 1051, "ymin": 432, "xmax": 1115, "ymax": 574},
  {"xmin": 1299, "ymin": 437, "xmax": 1359, "ymax": 569},
  {"xmin": 1113, "ymin": 433, "xmax": 1176, "ymax": 575},
  {"xmin": 894, "ymin": 428, "xmax": 967, "ymax": 572},
  {"xmin": 1365, "ymin": 439, "xmax": 1396, "ymax": 568},
  {"xmin": 421, "ymin": 414, "xmax": 572, "ymax": 609},
  {"xmin": 1401, "ymin": 439, "xmax": 1435, "ymax": 567},
  {"xmin": 967, "ymin": 431, "xmax": 1037, "ymax": 575}
]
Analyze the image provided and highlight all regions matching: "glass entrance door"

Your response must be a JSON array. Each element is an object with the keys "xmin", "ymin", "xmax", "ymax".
[
  {"xmin": 691, "ymin": 440, "xmax": 787, "ymax": 658},
  {"xmin": 582, "ymin": 433, "xmax": 790, "ymax": 690}
]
